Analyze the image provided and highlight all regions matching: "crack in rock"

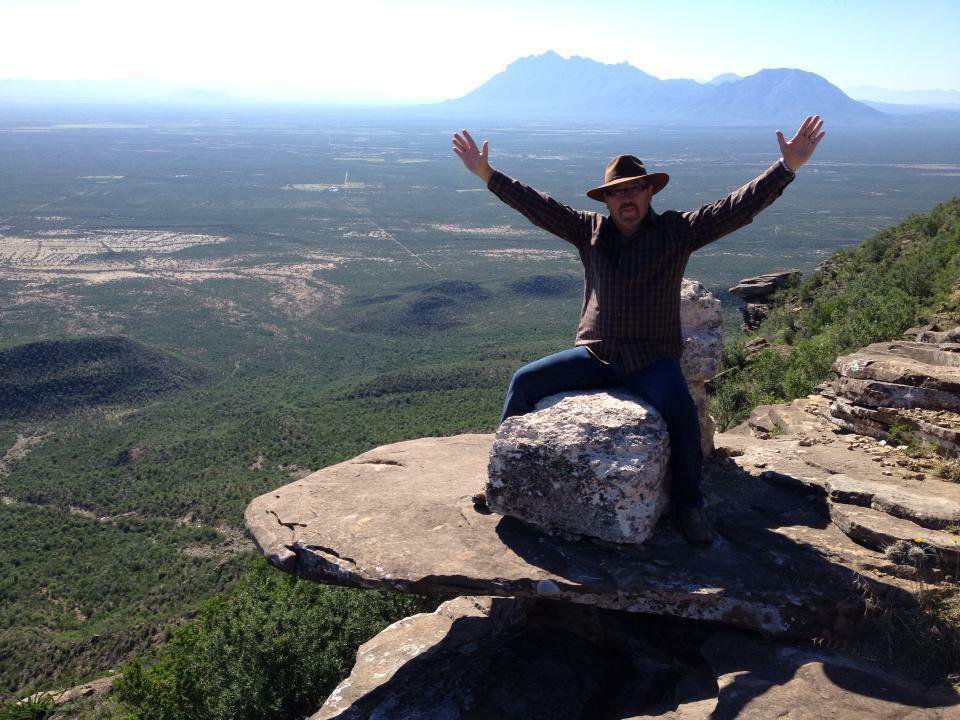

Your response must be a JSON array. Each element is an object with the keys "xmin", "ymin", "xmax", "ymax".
[
  {"xmin": 268, "ymin": 510, "xmax": 307, "ymax": 531},
  {"xmin": 354, "ymin": 458, "xmax": 405, "ymax": 467}
]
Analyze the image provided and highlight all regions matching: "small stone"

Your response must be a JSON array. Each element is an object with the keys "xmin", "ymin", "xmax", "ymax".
[
  {"xmin": 882, "ymin": 471, "xmax": 893, "ymax": 476},
  {"xmin": 799, "ymin": 439, "xmax": 813, "ymax": 447}
]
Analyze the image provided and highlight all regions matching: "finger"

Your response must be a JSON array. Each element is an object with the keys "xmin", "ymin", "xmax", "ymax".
[
  {"xmin": 481, "ymin": 140, "xmax": 488, "ymax": 161},
  {"xmin": 776, "ymin": 130, "xmax": 787, "ymax": 153},
  {"xmin": 452, "ymin": 136, "xmax": 469, "ymax": 152},
  {"xmin": 462, "ymin": 129, "xmax": 479, "ymax": 152}
]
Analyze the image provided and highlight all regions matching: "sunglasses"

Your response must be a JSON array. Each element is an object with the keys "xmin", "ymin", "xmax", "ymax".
[{"xmin": 606, "ymin": 183, "xmax": 649, "ymax": 200}]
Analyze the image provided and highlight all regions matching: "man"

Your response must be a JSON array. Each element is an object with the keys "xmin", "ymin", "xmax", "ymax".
[{"xmin": 452, "ymin": 117, "xmax": 825, "ymax": 545}]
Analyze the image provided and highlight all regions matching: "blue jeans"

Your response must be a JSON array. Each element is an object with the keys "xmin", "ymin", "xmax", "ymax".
[{"xmin": 501, "ymin": 347, "xmax": 703, "ymax": 509}]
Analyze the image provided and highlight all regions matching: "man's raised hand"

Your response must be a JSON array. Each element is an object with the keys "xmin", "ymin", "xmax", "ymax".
[
  {"xmin": 776, "ymin": 115, "xmax": 825, "ymax": 172},
  {"xmin": 452, "ymin": 130, "xmax": 494, "ymax": 184}
]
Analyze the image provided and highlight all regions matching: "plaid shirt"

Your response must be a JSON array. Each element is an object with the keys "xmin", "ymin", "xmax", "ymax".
[{"xmin": 488, "ymin": 160, "xmax": 795, "ymax": 374}]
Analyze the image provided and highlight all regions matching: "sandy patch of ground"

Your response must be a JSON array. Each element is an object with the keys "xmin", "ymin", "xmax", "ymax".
[
  {"xmin": 1, "ymin": 433, "xmax": 51, "ymax": 505},
  {"xmin": 177, "ymin": 514, "xmax": 254, "ymax": 559},
  {"xmin": 344, "ymin": 229, "xmax": 393, "ymax": 240},
  {"xmin": 428, "ymin": 223, "xmax": 539, "ymax": 237},
  {"xmin": 287, "ymin": 181, "xmax": 370, "ymax": 191},
  {"xmin": 0, "ymin": 433, "xmax": 50, "ymax": 477},
  {"xmin": 465, "ymin": 248, "xmax": 575, "ymax": 261},
  {"xmin": 25, "ymin": 674, "xmax": 118, "ymax": 707},
  {"xmin": 0, "ymin": 229, "xmax": 229, "ymax": 266},
  {"xmin": 896, "ymin": 163, "xmax": 960, "ymax": 171},
  {"xmin": 0, "ymin": 226, "xmax": 351, "ymax": 317}
]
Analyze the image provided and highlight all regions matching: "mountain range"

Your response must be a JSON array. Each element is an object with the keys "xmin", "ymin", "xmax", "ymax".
[
  {"xmin": 3, "ymin": 52, "xmax": 959, "ymax": 126},
  {"xmin": 431, "ymin": 51, "xmax": 958, "ymax": 126}
]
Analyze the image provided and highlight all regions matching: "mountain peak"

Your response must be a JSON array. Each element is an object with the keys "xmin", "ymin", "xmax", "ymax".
[{"xmin": 436, "ymin": 53, "xmax": 888, "ymax": 125}]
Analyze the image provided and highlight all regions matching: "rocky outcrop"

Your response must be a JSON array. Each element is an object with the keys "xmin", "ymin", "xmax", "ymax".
[
  {"xmin": 245, "ymin": 390, "xmax": 960, "ymax": 717},
  {"xmin": 487, "ymin": 390, "xmax": 670, "ymax": 545},
  {"xmin": 729, "ymin": 270, "xmax": 799, "ymax": 330},
  {"xmin": 245, "ymin": 429, "xmax": 948, "ymax": 638},
  {"xmin": 245, "ymin": 307, "xmax": 960, "ymax": 719},
  {"xmin": 723, "ymin": 394, "xmax": 960, "ymax": 568},
  {"xmin": 315, "ymin": 595, "xmax": 960, "ymax": 720},
  {"xmin": 829, "ymin": 337, "xmax": 960, "ymax": 456},
  {"xmin": 728, "ymin": 271, "xmax": 801, "ymax": 302}
]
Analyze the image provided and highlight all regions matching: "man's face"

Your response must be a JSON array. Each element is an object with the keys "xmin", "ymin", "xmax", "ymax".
[{"xmin": 605, "ymin": 181, "xmax": 653, "ymax": 234}]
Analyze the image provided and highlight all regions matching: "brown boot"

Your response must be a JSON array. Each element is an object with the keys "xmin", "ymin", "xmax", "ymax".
[{"xmin": 678, "ymin": 506, "xmax": 714, "ymax": 546}]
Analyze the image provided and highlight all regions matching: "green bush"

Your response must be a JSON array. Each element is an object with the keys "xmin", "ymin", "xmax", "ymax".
[
  {"xmin": 115, "ymin": 558, "xmax": 434, "ymax": 720},
  {"xmin": 712, "ymin": 198, "xmax": 960, "ymax": 429}
]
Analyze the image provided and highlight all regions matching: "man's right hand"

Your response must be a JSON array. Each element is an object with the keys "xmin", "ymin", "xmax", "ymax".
[{"xmin": 452, "ymin": 129, "xmax": 494, "ymax": 184}]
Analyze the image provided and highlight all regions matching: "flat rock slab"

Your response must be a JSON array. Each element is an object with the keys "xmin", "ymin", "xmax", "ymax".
[
  {"xmin": 315, "ymin": 596, "xmax": 960, "ymax": 720},
  {"xmin": 728, "ymin": 270, "xmax": 800, "ymax": 302},
  {"xmin": 246, "ymin": 434, "xmax": 921, "ymax": 637}
]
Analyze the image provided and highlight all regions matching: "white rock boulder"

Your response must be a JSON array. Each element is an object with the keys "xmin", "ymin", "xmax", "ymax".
[{"xmin": 487, "ymin": 390, "xmax": 670, "ymax": 545}]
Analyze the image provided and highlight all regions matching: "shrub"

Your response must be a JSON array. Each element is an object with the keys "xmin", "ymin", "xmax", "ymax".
[{"xmin": 115, "ymin": 558, "xmax": 434, "ymax": 720}]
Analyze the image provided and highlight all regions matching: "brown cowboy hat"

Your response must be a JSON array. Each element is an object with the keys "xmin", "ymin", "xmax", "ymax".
[{"xmin": 586, "ymin": 154, "xmax": 669, "ymax": 202}]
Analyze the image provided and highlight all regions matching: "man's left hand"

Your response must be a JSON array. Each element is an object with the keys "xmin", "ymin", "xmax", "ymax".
[{"xmin": 777, "ymin": 115, "xmax": 825, "ymax": 172}]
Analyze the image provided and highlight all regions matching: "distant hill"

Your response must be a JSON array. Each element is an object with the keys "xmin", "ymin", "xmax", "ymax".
[
  {"xmin": 846, "ymin": 85, "xmax": 960, "ymax": 105},
  {"xmin": 431, "ymin": 52, "xmax": 891, "ymax": 126},
  {"xmin": 0, "ymin": 336, "xmax": 205, "ymax": 419},
  {"xmin": 708, "ymin": 73, "xmax": 743, "ymax": 85}
]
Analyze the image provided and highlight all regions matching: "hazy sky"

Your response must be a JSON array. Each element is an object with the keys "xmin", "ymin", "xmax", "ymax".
[{"xmin": 2, "ymin": 0, "xmax": 958, "ymax": 102}]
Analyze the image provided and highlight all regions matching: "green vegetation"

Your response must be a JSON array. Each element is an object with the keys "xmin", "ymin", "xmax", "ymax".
[
  {"xmin": 0, "ymin": 694, "xmax": 55, "ymax": 720},
  {"xmin": 711, "ymin": 198, "xmax": 960, "ymax": 430},
  {"xmin": 0, "ymin": 504, "xmax": 247, "ymax": 695},
  {"xmin": 0, "ymin": 338, "xmax": 205, "ymax": 420},
  {"xmin": 114, "ymin": 558, "xmax": 433, "ymax": 720}
]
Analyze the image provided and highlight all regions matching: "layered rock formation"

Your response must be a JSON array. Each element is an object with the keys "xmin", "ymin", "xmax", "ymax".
[
  {"xmin": 829, "ymin": 337, "xmax": 960, "ymax": 456},
  {"xmin": 729, "ymin": 269, "xmax": 800, "ymax": 331}
]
